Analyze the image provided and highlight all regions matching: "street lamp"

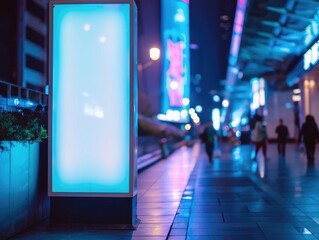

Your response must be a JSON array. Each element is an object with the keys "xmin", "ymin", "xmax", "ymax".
[
  {"xmin": 138, "ymin": 47, "xmax": 160, "ymax": 71},
  {"xmin": 149, "ymin": 47, "xmax": 160, "ymax": 61},
  {"xmin": 138, "ymin": 47, "xmax": 160, "ymax": 90}
]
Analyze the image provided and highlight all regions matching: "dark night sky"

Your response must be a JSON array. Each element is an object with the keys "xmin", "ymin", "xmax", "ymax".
[
  {"xmin": 135, "ymin": 0, "xmax": 237, "ymax": 119},
  {"xmin": 190, "ymin": 0, "xmax": 236, "ymax": 120}
]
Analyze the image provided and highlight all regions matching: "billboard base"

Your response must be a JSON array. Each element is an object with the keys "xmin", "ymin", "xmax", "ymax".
[{"xmin": 50, "ymin": 195, "xmax": 138, "ymax": 229}]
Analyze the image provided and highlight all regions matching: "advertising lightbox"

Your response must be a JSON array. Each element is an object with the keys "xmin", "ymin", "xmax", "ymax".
[
  {"xmin": 48, "ymin": 1, "xmax": 137, "ymax": 197},
  {"xmin": 161, "ymin": 0, "xmax": 190, "ymax": 122}
]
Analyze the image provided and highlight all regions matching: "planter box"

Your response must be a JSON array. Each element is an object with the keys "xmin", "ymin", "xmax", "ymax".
[{"xmin": 0, "ymin": 141, "xmax": 49, "ymax": 239}]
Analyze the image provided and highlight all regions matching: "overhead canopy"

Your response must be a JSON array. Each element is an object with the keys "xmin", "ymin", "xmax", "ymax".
[
  {"xmin": 222, "ymin": 0, "xmax": 319, "ymax": 122},
  {"xmin": 238, "ymin": 0, "xmax": 319, "ymax": 87}
]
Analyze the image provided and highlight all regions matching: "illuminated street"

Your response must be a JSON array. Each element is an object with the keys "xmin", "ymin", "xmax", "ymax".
[
  {"xmin": 10, "ymin": 142, "xmax": 319, "ymax": 239},
  {"xmin": 2, "ymin": 0, "xmax": 319, "ymax": 239}
]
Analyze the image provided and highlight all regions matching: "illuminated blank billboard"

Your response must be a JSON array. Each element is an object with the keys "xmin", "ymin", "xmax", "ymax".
[
  {"xmin": 161, "ymin": 0, "xmax": 190, "ymax": 122},
  {"xmin": 49, "ymin": 2, "xmax": 136, "ymax": 196}
]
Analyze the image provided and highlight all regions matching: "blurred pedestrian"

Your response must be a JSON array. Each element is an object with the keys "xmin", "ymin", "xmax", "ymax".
[
  {"xmin": 299, "ymin": 114, "xmax": 319, "ymax": 164},
  {"xmin": 200, "ymin": 121, "xmax": 216, "ymax": 162},
  {"xmin": 275, "ymin": 118, "xmax": 289, "ymax": 157},
  {"xmin": 251, "ymin": 114, "xmax": 268, "ymax": 161}
]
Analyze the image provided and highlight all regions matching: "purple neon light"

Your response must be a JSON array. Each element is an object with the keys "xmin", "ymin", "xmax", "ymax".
[
  {"xmin": 167, "ymin": 39, "xmax": 184, "ymax": 107},
  {"xmin": 229, "ymin": 0, "xmax": 247, "ymax": 65},
  {"xmin": 231, "ymin": 35, "xmax": 241, "ymax": 56}
]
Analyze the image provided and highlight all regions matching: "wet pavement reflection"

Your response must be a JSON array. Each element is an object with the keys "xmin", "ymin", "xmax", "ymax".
[
  {"xmin": 166, "ymin": 141, "xmax": 319, "ymax": 239},
  {"xmin": 11, "ymin": 141, "xmax": 319, "ymax": 239}
]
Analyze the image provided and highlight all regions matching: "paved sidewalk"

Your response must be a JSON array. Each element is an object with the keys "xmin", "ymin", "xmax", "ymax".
[
  {"xmin": 10, "ymin": 141, "xmax": 319, "ymax": 239},
  {"xmin": 166, "ymin": 143, "xmax": 319, "ymax": 240},
  {"xmin": 10, "ymin": 143, "xmax": 200, "ymax": 240}
]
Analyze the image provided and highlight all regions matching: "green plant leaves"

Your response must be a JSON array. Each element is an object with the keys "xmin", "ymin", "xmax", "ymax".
[{"xmin": 0, "ymin": 108, "xmax": 48, "ymax": 151}]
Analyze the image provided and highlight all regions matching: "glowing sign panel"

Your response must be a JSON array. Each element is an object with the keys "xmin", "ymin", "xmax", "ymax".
[
  {"xmin": 304, "ymin": 40, "xmax": 319, "ymax": 71},
  {"xmin": 161, "ymin": 0, "xmax": 190, "ymax": 121},
  {"xmin": 49, "ymin": 3, "xmax": 134, "ymax": 195}
]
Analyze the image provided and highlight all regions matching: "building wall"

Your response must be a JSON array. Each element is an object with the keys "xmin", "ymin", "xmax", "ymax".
[
  {"xmin": 0, "ymin": 0, "xmax": 48, "ymax": 90},
  {"xmin": 300, "ymin": 78, "xmax": 319, "ymax": 129},
  {"xmin": 266, "ymin": 89, "xmax": 296, "ymax": 140},
  {"xmin": 308, "ymin": 85, "xmax": 319, "ymax": 125},
  {"xmin": 0, "ymin": 1, "xmax": 18, "ymax": 84},
  {"xmin": 0, "ymin": 142, "xmax": 49, "ymax": 240},
  {"xmin": 20, "ymin": 0, "xmax": 48, "ymax": 90}
]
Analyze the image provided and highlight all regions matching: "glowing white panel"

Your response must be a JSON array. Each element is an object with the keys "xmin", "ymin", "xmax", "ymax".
[
  {"xmin": 304, "ymin": 49, "xmax": 312, "ymax": 70},
  {"xmin": 259, "ymin": 89, "xmax": 265, "ymax": 106},
  {"xmin": 311, "ymin": 43, "xmax": 318, "ymax": 65},
  {"xmin": 50, "ymin": 3, "xmax": 132, "ymax": 195},
  {"xmin": 251, "ymin": 92, "xmax": 260, "ymax": 110},
  {"xmin": 212, "ymin": 108, "xmax": 220, "ymax": 131}
]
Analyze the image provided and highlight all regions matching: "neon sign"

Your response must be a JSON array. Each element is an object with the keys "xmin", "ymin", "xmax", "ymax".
[
  {"xmin": 167, "ymin": 39, "xmax": 185, "ymax": 107},
  {"xmin": 161, "ymin": 0, "xmax": 190, "ymax": 122}
]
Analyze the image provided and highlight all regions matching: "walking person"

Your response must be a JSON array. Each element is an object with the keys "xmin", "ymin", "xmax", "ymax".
[
  {"xmin": 200, "ymin": 121, "xmax": 216, "ymax": 162},
  {"xmin": 299, "ymin": 115, "xmax": 319, "ymax": 165},
  {"xmin": 275, "ymin": 118, "xmax": 289, "ymax": 157},
  {"xmin": 251, "ymin": 114, "xmax": 268, "ymax": 161}
]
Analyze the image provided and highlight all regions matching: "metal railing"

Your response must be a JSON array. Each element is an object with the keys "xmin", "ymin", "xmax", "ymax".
[{"xmin": 0, "ymin": 80, "xmax": 48, "ymax": 111}]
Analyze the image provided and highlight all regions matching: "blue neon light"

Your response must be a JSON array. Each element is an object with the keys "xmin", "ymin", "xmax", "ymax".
[
  {"xmin": 161, "ymin": 0, "xmax": 190, "ymax": 121},
  {"xmin": 52, "ymin": 4, "xmax": 130, "ymax": 194}
]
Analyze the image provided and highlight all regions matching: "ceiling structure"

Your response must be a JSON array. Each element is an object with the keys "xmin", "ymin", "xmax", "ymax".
[{"xmin": 223, "ymin": 0, "xmax": 319, "ymax": 122}]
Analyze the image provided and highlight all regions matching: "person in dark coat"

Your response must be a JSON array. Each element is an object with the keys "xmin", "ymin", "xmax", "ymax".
[
  {"xmin": 299, "ymin": 115, "xmax": 319, "ymax": 164},
  {"xmin": 275, "ymin": 118, "xmax": 289, "ymax": 156},
  {"xmin": 200, "ymin": 121, "xmax": 216, "ymax": 162}
]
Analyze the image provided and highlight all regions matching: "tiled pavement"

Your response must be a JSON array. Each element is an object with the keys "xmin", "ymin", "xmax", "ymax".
[
  {"xmin": 167, "ymin": 143, "xmax": 319, "ymax": 240},
  {"xmin": 10, "ymin": 141, "xmax": 319, "ymax": 239}
]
